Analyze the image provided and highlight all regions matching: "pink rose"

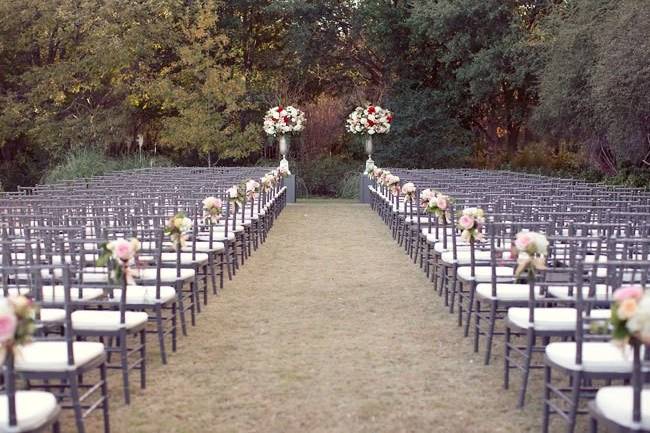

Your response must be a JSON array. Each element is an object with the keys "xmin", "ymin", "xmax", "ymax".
[
  {"xmin": 458, "ymin": 214, "xmax": 475, "ymax": 230},
  {"xmin": 0, "ymin": 301, "xmax": 17, "ymax": 344},
  {"xmin": 113, "ymin": 239, "xmax": 133, "ymax": 261},
  {"xmin": 614, "ymin": 286, "xmax": 644, "ymax": 302},
  {"xmin": 436, "ymin": 196, "xmax": 448, "ymax": 210}
]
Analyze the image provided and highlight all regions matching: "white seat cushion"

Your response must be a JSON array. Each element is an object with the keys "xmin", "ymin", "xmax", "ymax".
[
  {"xmin": 0, "ymin": 391, "xmax": 58, "ymax": 432},
  {"xmin": 181, "ymin": 242, "xmax": 225, "ymax": 253},
  {"xmin": 457, "ymin": 266, "xmax": 514, "ymax": 282},
  {"xmin": 508, "ymin": 307, "xmax": 577, "ymax": 331},
  {"xmin": 441, "ymin": 249, "xmax": 494, "ymax": 265},
  {"xmin": 548, "ymin": 284, "xmax": 612, "ymax": 301},
  {"xmin": 40, "ymin": 308, "xmax": 65, "ymax": 323},
  {"xmin": 196, "ymin": 232, "xmax": 236, "ymax": 241},
  {"xmin": 545, "ymin": 342, "xmax": 635, "ymax": 373},
  {"xmin": 134, "ymin": 267, "xmax": 195, "ymax": 282},
  {"xmin": 476, "ymin": 283, "xmax": 544, "ymax": 301},
  {"xmin": 72, "ymin": 310, "xmax": 148, "ymax": 331},
  {"xmin": 140, "ymin": 252, "xmax": 209, "ymax": 265},
  {"xmin": 110, "ymin": 285, "xmax": 176, "ymax": 304},
  {"xmin": 421, "ymin": 227, "xmax": 455, "ymax": 237},
  {"xmin": 595, "ymin": 386, "xmax": 650, "ymax": 429},
  {"xmin": 41, "ymin": 286, "xmax": 105, "ymax": 303},
  {"xmin": 16, "ymin": 341, "xmax": 105, "ymax": 372}
]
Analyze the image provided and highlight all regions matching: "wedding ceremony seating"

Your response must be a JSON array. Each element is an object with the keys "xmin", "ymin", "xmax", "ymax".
[
  {"xmin": 0, "ymin": 166, "xmax": 288, "ymax": 433},
  {"xmin": 367, "ymin": 168, "xmax": 650, "ymax": 433}
]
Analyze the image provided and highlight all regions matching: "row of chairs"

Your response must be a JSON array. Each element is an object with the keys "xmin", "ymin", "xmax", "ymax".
[
  {"xmin": 368, "ymin": 168, "xmax": 650, "ymax": 433},
  {"xmin": 0, "ymin": 166, "xmax": 289, "ymax": 433}
]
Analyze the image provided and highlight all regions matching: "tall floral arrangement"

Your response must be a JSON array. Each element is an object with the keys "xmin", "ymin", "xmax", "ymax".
[
  {"xmin": 164, "ymin": 213, "xmax": 192, "ymax": 250},
  {"xmin": 263, "ymin": 105, "xmax": 306, "ymax": 136},
  {"xmin": 457, "ymin": 207, "xmax": 485, "ymax": 242},
  {"xmin": 511, "ymin": 231, "xmax": 548, "ymax": 276},
  {"xmin": 0, "ymin": 296, "xmax": 37, "ymax": 361},
  {"xmin": 346, "ymin": 105, "xmax": 393, "ymax": 135}
]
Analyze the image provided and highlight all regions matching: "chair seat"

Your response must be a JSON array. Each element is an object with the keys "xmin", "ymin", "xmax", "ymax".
[
  {"xmin": 545, "ymin": 342, "xmax": 635, "ymax": 373},
  {"xmin": 476, "ymin": 283, "xmax": 544, "ymax": 301},
  {"xmin": 441, "ymin": 249, "xmax": 495, "ymax": 265},
  {"xmin": 15, "ymin": 341, "xmax": 105, "ymax": 372},
  {"xmin": 134, "ymin": 267, "xmax": 195, "ymax": 282},
  {"xmin": 457, "ymin": 266, "xmax": 514, "ymax": 282},
  {"xmin": 40, "ymin": 308, "xmax": 65, "ymax": 323},
  {"xmin": 0, "ymin": 391, "xmax": 59, "ymax": 432},
  {"xmin": 140, "ymin": 252, "xmax": 209, "ymax": 265},
  {"xmin": 180, "ymin": 242, "xmax": 225, "ymax": 253},
  {"xmin": 548, "ymin": 284, "xmax": 612, "ymax": 301},
  {"xmin": 110, "ymin": 285, "xmax": 176, "ymax": 304},
  {"xmin": 41, "ymin": 286, "xmax": 105, "ymax": 303},
  {"xmin": 72, "ymin": 310, "xmax": 149, "ymax": 332},
  {"xmin": 433, "ymin": 242, "xmax": 471, "ymax": 253},
  {"xmin": 196, "ymin": 232, "xmax": 236, "ymax": 242},
  {"xmin": 508, "ymin": 307, "xmax": 577, "ymax": 331},
  {"xmin": 595, "ymin": 386, "xmax": 650, "ymax": 430},
  {"xmin": 421, "ymin": 227, "xmax": 455, "ymax": 237}
]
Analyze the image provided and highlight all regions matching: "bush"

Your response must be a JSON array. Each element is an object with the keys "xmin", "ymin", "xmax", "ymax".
[
  {"xmin": 292, "ymin": 156, "xmax": 362, "ymax": 198},
  {"xmin": 44, "ymin": 147, "xmax": 173, "ymax": 183}
]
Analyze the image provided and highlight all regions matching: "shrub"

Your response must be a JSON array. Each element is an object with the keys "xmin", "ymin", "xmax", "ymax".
[
  {"xmin": 44, "ymin": 147, "xmax": 173, "ymax": 183},
  {"xmin": 292, "ymin": 156, "xmax": 362, "ymax": 198}
]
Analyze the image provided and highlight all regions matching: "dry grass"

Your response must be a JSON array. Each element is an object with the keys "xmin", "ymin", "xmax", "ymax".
[{"xmin": 72, "ymin": 200, "xmax": 588, "ymax": 432}]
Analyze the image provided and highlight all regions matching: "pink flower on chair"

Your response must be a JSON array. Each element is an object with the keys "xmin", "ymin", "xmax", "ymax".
[
  {"xmin": 458, "ymin": 214, "xmax": 475, "ymax": 230},
  {"xmin": 436, "ymin": 196, "xmax": 448, "ymax": 211},
  {"xmin": 614, "ymin": 286, "xmax": 644, "ymax": 302},
  {"xmin": 113, "ymin": 239, "xmax": 135, "ymax": 262},
  {"xmin": 0, "ymin": 299, "xmax": 17, "ymax": 344}
]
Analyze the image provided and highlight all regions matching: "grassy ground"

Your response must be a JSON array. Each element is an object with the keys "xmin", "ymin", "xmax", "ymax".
[{"xmin": 74, "ymin": 200, "xmax": 586, "ymax": 432}]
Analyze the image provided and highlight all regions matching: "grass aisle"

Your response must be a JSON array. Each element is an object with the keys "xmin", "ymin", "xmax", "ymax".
[{"xmin": 86, "ymin": 199, "xmax": 553, "ymax": 433}]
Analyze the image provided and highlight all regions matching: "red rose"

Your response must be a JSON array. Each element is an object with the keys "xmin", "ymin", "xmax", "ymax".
[
  {"xmin": 283, "ymin": 116, "xmax": 290, "ymax": 124},
  {"xmin": 368, "ymin": 120, "xmax": 375, "ymax": 127},
  {"xmin": 367, "ymin": 106, "xmax": 375, "ymax": 114},
  {"xmin": 278, "ymin": 105, "xmax": 284, "ymax": 112},
  {"xmin": 387, "ymin": 115, "xmax": 393, "ymax": 123}
]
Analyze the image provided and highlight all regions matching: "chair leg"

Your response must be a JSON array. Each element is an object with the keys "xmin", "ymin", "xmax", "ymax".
[
  {"xmin": 484, "ymin": 302, "xmax": 497, "ymax": 365},
  {"xmin": 589, "ymin": 417, "xmax": 598, "ymax": 433},
  {"xmin": 100, "ymin": 363, "xmax": 110, "ymax": 433},
  {"xmin": 473, "ymin": 300, "xmax": 481, "ymax": 352},
  {"xmin": 517, "ymin": 329, "xmax": 535, "ymax": 408},
  {"xmin": 140, "ymin": 329, "xmax": 146, "ymax": 389},
  {"xmin": 156, "ymin": 306, "xmax": 167, "ymax": 364},
  {"xmin": 566, "ymin": 371, "xmax": 582, "ymax": 433},
  {"xmin": 120, "ymin": 331, "xmax": 131, "ymax": 404},
  {"xmin": 69, "ymin": 373, "xmax": 86, "ymax": 433},
  {"xmin": 504, "ymin": 326, "xmax": 511, "ymax": 390},
  {"xmin": 542, "ymin": 364, "xmax": 552, "ymax": 433},
  {"xmin": 464, "ymin": 281, "xmax": 476, "ymax": 337},
  {"xmin": 171, "ymin": 302, "xmax": 178, "ymax": 352},
  {"xmin": 176, "ymin": 284, "xmax": 188, "ymax": 336}
]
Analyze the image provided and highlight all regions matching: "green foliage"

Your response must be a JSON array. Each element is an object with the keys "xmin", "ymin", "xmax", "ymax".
[
  {"xmin": 44, "ymin": 147, "xmax": 172, "ymax": 183},
  {"xmin": 293, "ymin": 156, "xmax": 360, "ymax": 198}
]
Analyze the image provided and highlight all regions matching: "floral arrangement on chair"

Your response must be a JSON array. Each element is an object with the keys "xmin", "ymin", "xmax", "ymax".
[
  {"xmin": 457, "ymin": 207, "xmax": 485, "ymax": 242},
  {"xmin": 263, "ymin": 105, "xmax": 306, "ymax": 136},
  {"xmin": 401, "ymin": 182, "xmax": 416, "ymax": 201},
  {"xmin": 164, "ymin": 213, "xmax": 192, "ymax": 250},
  {"xmin": 610, "ymin": 286, "xmax": 650, "ymax": 345},
  {"xmin": 261, "ymin": 173, "xmax": 276, "ymax": 191},
  {"xmin": 378, "ymin": 170, "xmax": 391, "ymax": 187},
  {"xmin": 386, "ymin": 174, "xmax": 401, "ymax": 195},
  {"xmin": 419, "ymin": 188, "xmax": 436, "ymax": 208},
  {"xmin": 0, "ymin": 296, "xmax": 37, "ymax": 360},
  {"xmin": 245, "ymin": 179, "xmax": 260, "ymax": 200},
  {"xmin": 227, "ymin": 184, "xmax": 246, "ymax": 212},
  {"xmin": 346, "ymin": 105, "xmax": 393, "ymax": 135},
  {"xmin": 277, "ymin": 166, "xmax": 291, "ymax": 178},
  {"xmin": 202, "ymin": 196, "xmax": 223, "ymax": 224},
  {"xmin": 511, "ymin": 231, "xmax": 548, "ymax": 277},
  {"xmin": 98, "ymin": 238, "xmax": 141, "ymax": 283},
  {"xmin": 368, "ymin": 167, "xmax": 384, "ymax": 181},
  {"xmin": 426, "ymin": 193, "xmax": 452, "ymax": 223}
]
